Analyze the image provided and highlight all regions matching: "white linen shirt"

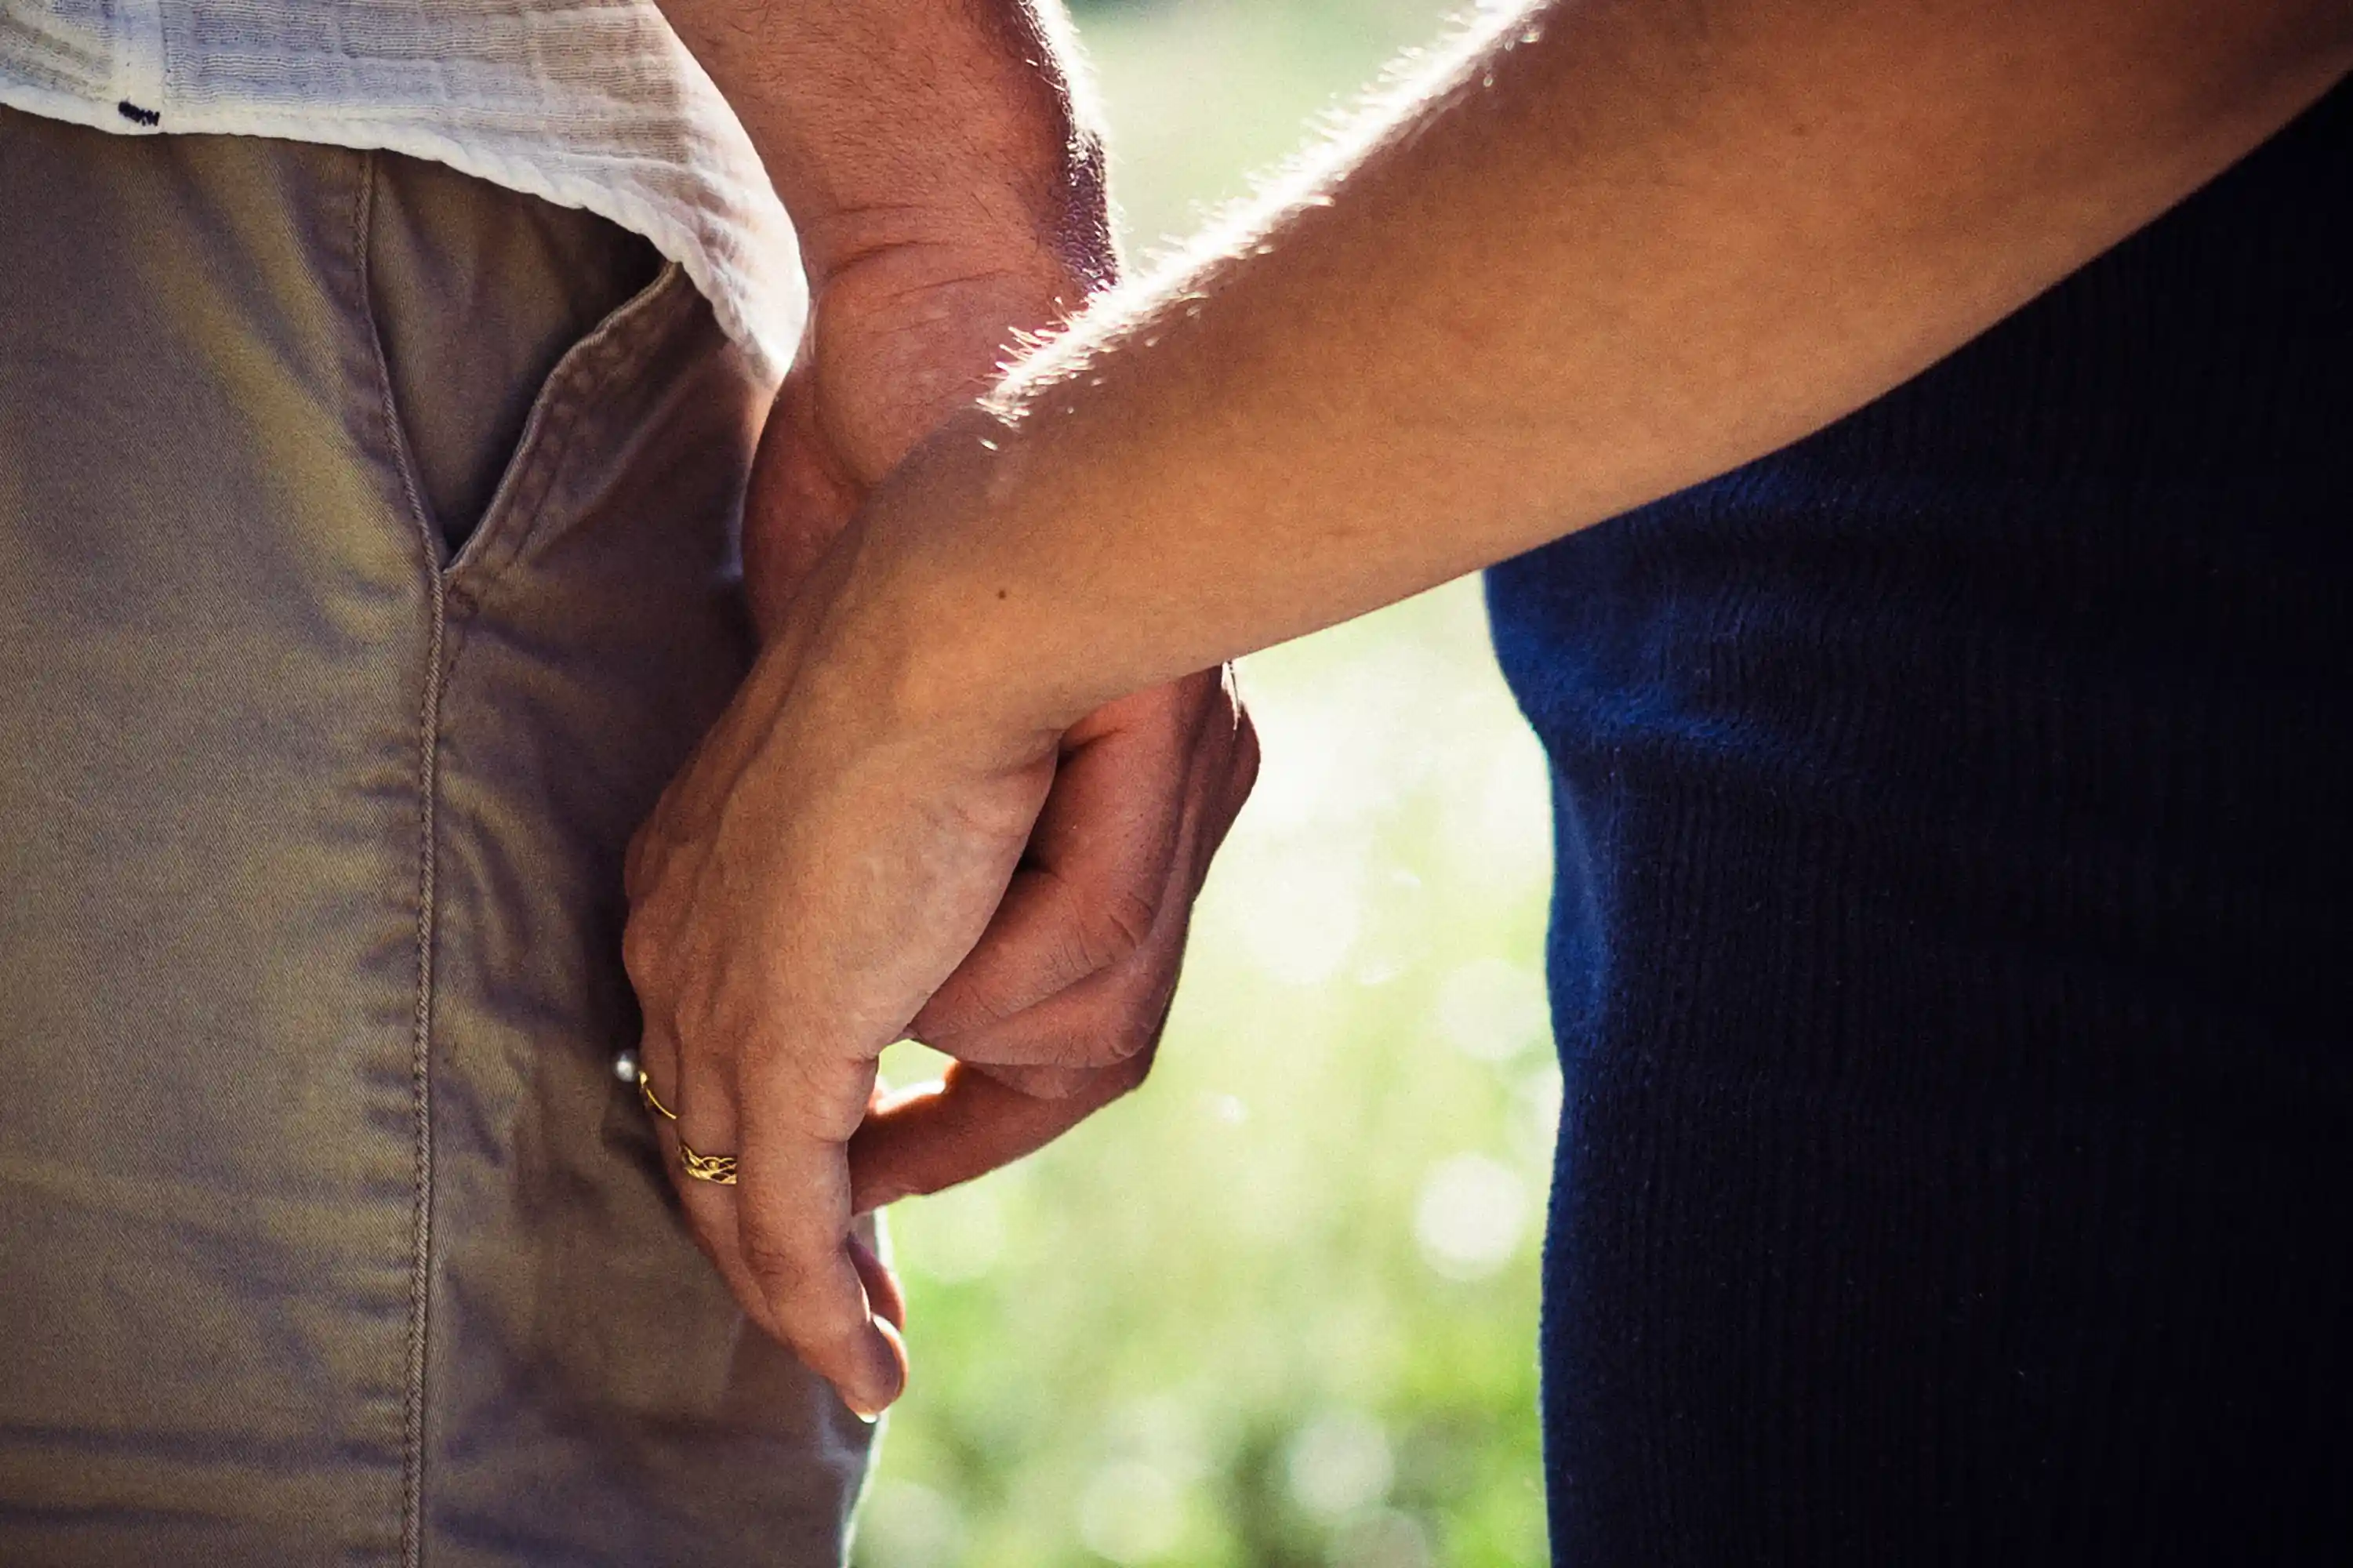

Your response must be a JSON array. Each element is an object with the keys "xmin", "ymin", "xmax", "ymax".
[{"xmin": 0, "ymin": 0, "xmax": 805, "ymax": 383}]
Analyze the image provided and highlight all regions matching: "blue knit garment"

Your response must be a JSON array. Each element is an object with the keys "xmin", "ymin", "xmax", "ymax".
[{"xmin": 1486, "ymin": 80, "xmax": 2349, "ymax": 1564}]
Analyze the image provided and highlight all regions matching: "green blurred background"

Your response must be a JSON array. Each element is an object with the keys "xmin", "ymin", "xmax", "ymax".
[{"xmin": 855, "ymin": 5, "xmax": 1559, "ymax": 1564}]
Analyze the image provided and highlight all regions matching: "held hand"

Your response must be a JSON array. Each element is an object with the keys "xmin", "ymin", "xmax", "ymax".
[
  {"xmin": 852, "ymin": 669, "xmax": 1257, "ymax": 1213},
  {"xmin": 623, "ymin": 515, "xmax": 1255, "ymax": 1417}
]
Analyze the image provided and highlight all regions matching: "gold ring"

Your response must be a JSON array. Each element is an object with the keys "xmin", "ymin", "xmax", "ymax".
[{"xmin": 634, "ymin": 1065, "xmax": 738, "ymax": 1185}]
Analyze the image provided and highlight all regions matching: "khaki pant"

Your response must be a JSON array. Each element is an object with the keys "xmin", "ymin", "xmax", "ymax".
[{"xmin": 0, "ymin": 107, "xmax": 872, "ymax": 1564}]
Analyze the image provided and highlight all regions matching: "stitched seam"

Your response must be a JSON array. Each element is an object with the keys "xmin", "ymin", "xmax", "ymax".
[
  {"xmin": 376, "ymin": 249, "xmax": 684, "ymax": 1568},
  {"xmin": 463, "ymin": 313, "xmax": 661, "ymax": 628},
  {"xmin": 354, "ymin": 148, "xmax": 445, "ymax": 1568}
]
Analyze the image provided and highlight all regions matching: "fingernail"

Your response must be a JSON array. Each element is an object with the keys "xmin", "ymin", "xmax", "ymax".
[{"xmin": 846, "ymin": 1316, "xmax": 908, "ymax": 1421}]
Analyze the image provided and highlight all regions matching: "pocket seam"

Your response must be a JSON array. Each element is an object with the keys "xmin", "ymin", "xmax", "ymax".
[
  {"xmin": 441, "ymin": 259, "xmax": 689, "ymax": 600},
  {"xmin": 353, "ymin": 147, "xmax": 448, "ymax": 575}
]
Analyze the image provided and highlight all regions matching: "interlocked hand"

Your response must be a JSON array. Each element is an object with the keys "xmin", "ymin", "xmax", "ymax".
[{"xmin": 623, "ymin": 238, "xmax": 1255, "ymax": 1416}]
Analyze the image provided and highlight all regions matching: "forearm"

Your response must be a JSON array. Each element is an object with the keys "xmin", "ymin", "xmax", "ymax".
[
  {"xmin": 653, "ymin": 0, "xmax": 1111, "ymax": 284},
  {"xmin": 650, "ymin": 0, "xmax": 1119, "ymax": 630},
  {"xmin": 827, "ymin": 0, "xmax": 2350, "ymax": 743}
]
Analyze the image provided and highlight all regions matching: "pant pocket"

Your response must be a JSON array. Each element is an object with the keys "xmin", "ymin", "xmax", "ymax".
[{"xmin": 362, "ymin": 148, "xmax": 664, "ymax": 559}]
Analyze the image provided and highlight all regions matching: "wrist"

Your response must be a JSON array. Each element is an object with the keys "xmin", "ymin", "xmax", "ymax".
[
  {"xmin": 792, "ymin": 159, "xmax": 1115, "ymax": 304},
  {"xmin": 798, "ymin": 415, "xmax": 1084, "ymax": 771},
  {"xmin": 803, "ymin": 216, "xmax": 1109, "ymax": 353}
]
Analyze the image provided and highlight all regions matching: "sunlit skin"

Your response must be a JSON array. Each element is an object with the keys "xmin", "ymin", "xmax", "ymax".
[{"xmin": 634, "ymin": 0, "xmax": 2353, "ymax": 1417}]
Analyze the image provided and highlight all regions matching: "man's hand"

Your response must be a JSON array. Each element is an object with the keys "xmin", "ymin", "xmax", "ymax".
[
  {"xmin": 657, "ymin": 0, "xmax": 1120, "ymax": 637},
  {"xmin": 629, "ymin": 0, "xmax": 2351, "ymax": 1419},
  {"xmin": 852, "ymin": 670, "xmax": 1256, "ymax": 1213}
]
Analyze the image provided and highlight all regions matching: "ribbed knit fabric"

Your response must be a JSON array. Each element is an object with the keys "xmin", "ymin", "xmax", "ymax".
[{"xmin": 1486, "ymin": 81, "xmax": 2350, "ymax": 1565}]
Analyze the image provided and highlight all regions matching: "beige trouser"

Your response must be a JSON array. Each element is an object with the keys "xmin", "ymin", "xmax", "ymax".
[{"xmin": 0, "ymin": 107, "xmax": 872, "ymax": 1564}]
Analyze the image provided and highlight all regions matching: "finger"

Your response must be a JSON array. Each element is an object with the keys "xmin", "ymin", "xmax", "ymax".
[
  {"xmin": 911, "ymin": 681, "xmax": 1203, "ymax": 1041},
  {"xmin": 920, "ymin": 681, "xmax": 1251, "ymax": 1073},
  {"xmin": 624, "ymin": 898, "xmax": 796, "ymax": 1345},
  {"xmin": 735, "ymin": 1051, "xmax": 908, "ymax": 1417},
  {"xmin": 849, "ymin": 1226, "xmax": 906, "ymax": 1333},
  {"xmin": 926, "ymin": 910, "xmax": 1186, "ymax": 1073},
  {"xmin": 632, "ymin": 1016, "xmax": 786, "ymax": 1334},
  {"xmin": 860, "ymin": 675, "xmax": 1251, "ymax": 1213},
  {"xmin": 1218, "ymin": 671, "xmax": 1262, "ymax": 826},
  {"xmin": 847, "ymin": 1054, "xmax": 1155, "ymax": 1214}
]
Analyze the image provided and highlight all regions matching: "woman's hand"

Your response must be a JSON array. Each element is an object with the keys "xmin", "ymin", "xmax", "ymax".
[
  {"xmin": 622, "ymin": 555, "xmax": 1052, "ymax": 1419},
  {"xmin": 626, "ymin": 425, "xmax": 1255, "ymax": 1417}
]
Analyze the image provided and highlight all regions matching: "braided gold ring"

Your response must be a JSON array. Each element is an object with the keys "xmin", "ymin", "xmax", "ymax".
[{"xmin": 635, "ymin": 1064, "xmax": 739, "ymax": 1185}]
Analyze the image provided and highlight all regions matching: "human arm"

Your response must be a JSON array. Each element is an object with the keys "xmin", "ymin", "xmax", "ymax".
[
  {"xmin": 625, "ymin": 0, "xmax": 2353, "ymax": 1417},
  {"xmin": 836, "ymin": 0, "xmax": 2352, "ymax": 726},
  {"xmin": 652, "ymin": 0, "xmax": 1113, "ymax": 615}
]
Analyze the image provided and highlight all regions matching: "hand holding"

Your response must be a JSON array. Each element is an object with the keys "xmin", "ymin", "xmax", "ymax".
[
  {"xmin": 626, "ymin": 216, "xmax": 1255, "ymax": 1414},
  {"xmin": 623, "ymin": 499, "xmax": 1253, "ymax": 1415}
]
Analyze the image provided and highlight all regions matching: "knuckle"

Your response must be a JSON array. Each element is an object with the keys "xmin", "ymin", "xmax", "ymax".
[
  {"xmin": 739, "ymin": 1229, "xmax": 815, "ymax": 1294},
  {"xmin": 619, "ymin": 914, "xmax": 666, "ymax": 993},
  {"xmin": 1097, "ymin": 1047, "xmax": 1157, "ymax": 1104},
  {"xmin": 1111, "ymin": 966, "xmax": 1181, "ymax": 1051},
  {"xmin": 1094, "ymin": 1010, "xmax": 1161, "ymax": 1069},
  {"xmin": 1109, "ymin": 1011, "xmax": 1161, "ymax": 1065},
  {"xmin": 1085, "ymin": 886, "xmax": 1160, "ymax": 971},
  {"xmin": 1050, "ymin": 1000, "xmax": 1164, "ymax": 1073},
  {"xmin": 1066, "ymin": 1036, "xmax": 1133, "ymax": 1072},
  {"xmin": 1118, "ymin": 1034, "xmax": 1161, "ymax": 1084},
  {"xmin": 1043, "ymin": 885, "xmax": 1159, "ymax": 988}
]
